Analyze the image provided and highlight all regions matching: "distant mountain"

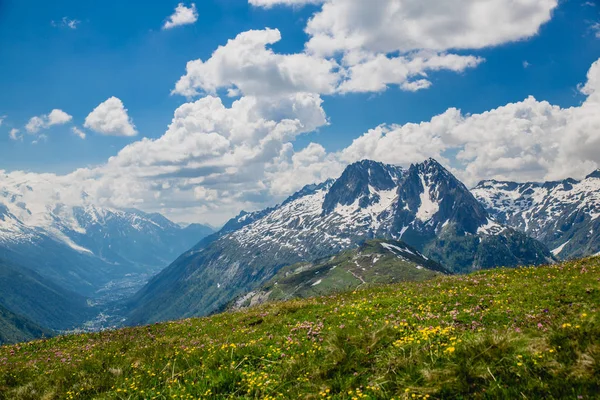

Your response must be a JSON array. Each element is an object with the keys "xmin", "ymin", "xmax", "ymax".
[
  {"xmin": 0, "ymin": 184, "xmax": 213, "ymax": 297},
  {"xmin": 0, "ymin": 259, "xmax": 93, "ymax": 330},
  {"xmin": 472, "ymin": 170, "xmax": 600, "ymax": 259},
  {"xmin": 127, "ymin": 159, "xmax": 552, "ymax": 324},
  {"xmin": 0, "ymin": 303, "xmax": 52, "ymax": 345},
  {"xmin": 231, "ymin": 239, "xmax": 449, "ymax": 310}
]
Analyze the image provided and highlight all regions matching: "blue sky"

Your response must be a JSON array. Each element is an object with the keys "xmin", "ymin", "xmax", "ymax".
[
  {"xmin": 0, "ymin": 0, "xmax": 598, "ymax": 173},
  {"xmin": 1, "ymin": 0, "xmax": 600, "ymax": 224}
]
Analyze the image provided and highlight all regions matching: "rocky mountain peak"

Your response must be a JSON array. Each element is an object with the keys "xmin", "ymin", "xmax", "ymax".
[
  {"xmin": 322, "ymin": 160, "xmax": 403, "ymax": 214},
  {"xmin": 396, "ymin": 159, "xmax": 488, "ymax": 235}
]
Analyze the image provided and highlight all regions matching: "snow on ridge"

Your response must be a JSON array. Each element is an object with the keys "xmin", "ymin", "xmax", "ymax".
[
  {"xmin": 416, "ymin": 174, "xmax": 439, "ymax": 222},
  {"xmin": 473, "ymin": 175, "xmax": 600, "ymax": 236},
  {"xmin": 381, "ymin": 242, "xmax": 415, "ymax": 256},
  {"xmin": 477, "ymin": 218, "xmax": 506, "ymax": 235},
  {"xmin": 47, "ymin": 228, "xmax": 93, "ymax": 254},
  {"xmin": 551, "ymin": 239, "xmax": 571, "ymax": 256}
]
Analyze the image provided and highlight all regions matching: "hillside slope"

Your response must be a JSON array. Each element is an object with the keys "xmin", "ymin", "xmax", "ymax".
[
  {"xmin": 232, "ymin": 239, "xmax": 449, "ymax": 309},
  {"xmin": 1, "ymin": 257, "xmax": 598, "ymax": 399},
  {"xmin": 0, "ymin": 260, "xmax": 93, "ymax": 330},
  {"xmin": 0, "ymin": 304, "xmax": 52, "ymax": 346}
]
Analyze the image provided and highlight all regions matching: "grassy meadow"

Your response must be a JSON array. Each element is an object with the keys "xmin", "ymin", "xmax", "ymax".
[{"xmin": 0, "ymin": 257, "xmax": 598, "ymax": 399}]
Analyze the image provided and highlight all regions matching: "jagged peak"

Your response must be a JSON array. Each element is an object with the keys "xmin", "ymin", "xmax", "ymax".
[
  {"xmin": 342, "ymin": 159, "xmax": 403, "ymax": 176},
  {"xmin": 281, "ymin": 179, "xmax": 335, "ymax": 206},
  {"xmin": 585, "ymin": 169, "xmax": 600, "ymax": 179}
]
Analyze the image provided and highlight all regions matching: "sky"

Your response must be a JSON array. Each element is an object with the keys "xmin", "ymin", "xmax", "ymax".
[{"xmin": 0, "ymin": 0, "xmax": 600, "ymax": 225}]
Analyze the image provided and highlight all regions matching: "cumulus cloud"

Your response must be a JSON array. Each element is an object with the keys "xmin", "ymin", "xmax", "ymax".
[
  {"xmin": 7, "ymin": 92, "xmax": 328, "ymax": 224},
  {"xmin": 72, "ymin": 127, "xmax": 86, "ymax": 139},
  {"xmin": 341, "ymin": 58, "xmax": 600, "ymax": 186},
  {"xmin": 84, "ymin": 97, "xmax": 137, "ymax": 137},
  {"xmin": 338, "ymin": 52, "xmax": 483, "ymax": 93},
  {"xmin": 266, "ymin": 142, "xmax": 343, "ymax": 195},
  {"xmin": 3, "ymin": 58, "xmax": 600, "ymax": 225},
  {"xmin": 172, "ymin": 28, "xmax": 487, "ymax": 96},
  {"xmin": 109, "ymin": 92, "xmax": 327, "ymax": 178},
  {"xmin": 173, "ymin": 29, "xmax": 340, "ymax": 97},
  {"xmin": 245, "ymin": 0, "xmax": 557, "ymax": 93},
  {"xmin": 25, "ymin": 109, "xmax": 73, "ymax": 133},
  {"xmin": 303, "ymin": 0, "xmax": 558, "ymax": 56},
  {"xmin": 163, "ymin": 3, "xmax": 198, "ymax": 30},
  {"xmin": 0, "ymin": 116, "xmax": 5, "ymax": 127},
  {"xmin": 8, "ymin": 129, "xmax": 21, "ymax": 141}
]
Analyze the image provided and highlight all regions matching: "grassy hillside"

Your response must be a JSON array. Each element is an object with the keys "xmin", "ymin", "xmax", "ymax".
[
  {"xmin": 0, "ymin": 304, "xmax": 53, "ymax": 346},
  {"xmin": 0, "ymin": 260, "xmax": 94, "ymax": 330},
  {"xmin": 233, "ymin": 239, "xmax": 449, "ymax": 309},
  {"xmin": 0, "ymin": 257, "xmax": 599, "ymax": 399}
]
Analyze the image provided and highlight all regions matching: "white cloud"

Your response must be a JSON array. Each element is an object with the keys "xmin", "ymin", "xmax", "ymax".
[
  {"xmin": 0, "ymin": 116, "xmax": 4, "ymax": 126},
  {"xmin": 246, "ymin": 0, "xmax": 557, "ymax": 93},
  {"xmin": 172, "ymin": 28, "xmax": 487, "ymax": 97},
  {"xmin": 266, "ymin": 142, "xmax": 343, "ymax": 195},
  {"xmin": 84, "ymin": 97, "xmax": 137, "ymax": 137},
  {"xmin": 32, "ymin": 134, "xmax": 48, "ymax": 145},
  {"xmin": 51, "ymin": 17, "xmax": 80, "ymax": 29},
  {"xmin": 72, "ymin": 127, "xmax": 86, "ymax": 139},
  {"xmin": 580, "ymin": 58, "xmax": 600, "ymax": 103},
  {"xmin": 173, "ymin": 29, "xmax": 340, "ymax": 97},
  {"xmin": 337, "ymin": 52, "xmax": 483, "ymax": 93},
  {"xmin": 9, "ymin": 129, "xmax": 21, "ymax": 141},
  {"xmin": 2, "ymin": 58, "xmax": 600, "ymax": 225},
  {"xmin": 25, "ymin": 109, "xmax": 73, "ymax": 133},
  {"xmin": 48, "ymin": 109, "xmax": 73, "ymax": 125},
  {"xmin": 163, "ymin": 3, "xmax": 198, "ymax": 30},
  {"xmin": 341, "ymin": 58, "xmax": 600, "ymax": 186},
  {"xmin": 303, "ymin": 0, "xmax": 558, "ymax": 56},
  {"xmin": 249, "ymin": 0, "xmax": 324, "ymax": 7},
  {"xmin": 591, "ymin": 22, "xmax": 600, "ymax": 39}
]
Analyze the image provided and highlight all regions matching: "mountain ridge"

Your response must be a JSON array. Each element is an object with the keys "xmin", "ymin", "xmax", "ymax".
[
  {"xmin": 472, "ymin": 170, "xmax": 600, "ymax": 259},
  {"xmin": 126, "ymin": 158, "xmax": 553, "ymax": 325},
  {"xmin": 0, "ymin": 184, "xmax": 214, "ymax": 297},
  {"xmin": 230, "ymin": 238, "xmax": 450, "ymax": 310}
]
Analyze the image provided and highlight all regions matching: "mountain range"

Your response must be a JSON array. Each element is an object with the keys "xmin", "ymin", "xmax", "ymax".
[
  {"xmin": 126, "ymin": 159, "xmax": 554, "ymax": 324},
  {"xmin": 473, "ymin": 170, "xmax": 600, "ymax": 260},
  {"xmin": 0, "ymin": 182, "xmax": 213, "ymax": 338},
  {"xmin": 4, "ymin": 158, "xmax": 600, "ymax": 339}
]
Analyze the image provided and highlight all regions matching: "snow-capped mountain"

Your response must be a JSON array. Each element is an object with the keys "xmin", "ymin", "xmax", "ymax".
[
  {"xmin": 127, "ymin": 159, "xmax": 552, "ymax": 324},
  {"xmin": 0, "ymin": 184, "xmax": 213, "ymax": 297},
  {"xmin": 473, "ymin": 170, "xmax": 600, "ymax": 259}
]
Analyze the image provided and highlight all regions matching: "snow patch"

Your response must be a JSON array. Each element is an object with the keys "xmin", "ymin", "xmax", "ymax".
[
  {"xmin": 477, "ymin": 218, "xmax": 505, "ymax": 235},
  {"xmin": 381, "ymin": 242, "xmax": 415, "ymax": 256},
  {"xmin": 552, "ymin": 239, "xmax": 571, "ymax": 256},
  {"xmin": 416, "ymin": 175, "xmax": 439, "ymax": 222}
]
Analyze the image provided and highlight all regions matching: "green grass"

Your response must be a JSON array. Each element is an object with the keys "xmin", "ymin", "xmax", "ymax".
[
  {"xmin": 1, "ymin": 257, "xmax": 599, "ymax": 399},
  {"xmin": 251, "ymin": 240, "xmax": 447, "ymax": 306}
]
